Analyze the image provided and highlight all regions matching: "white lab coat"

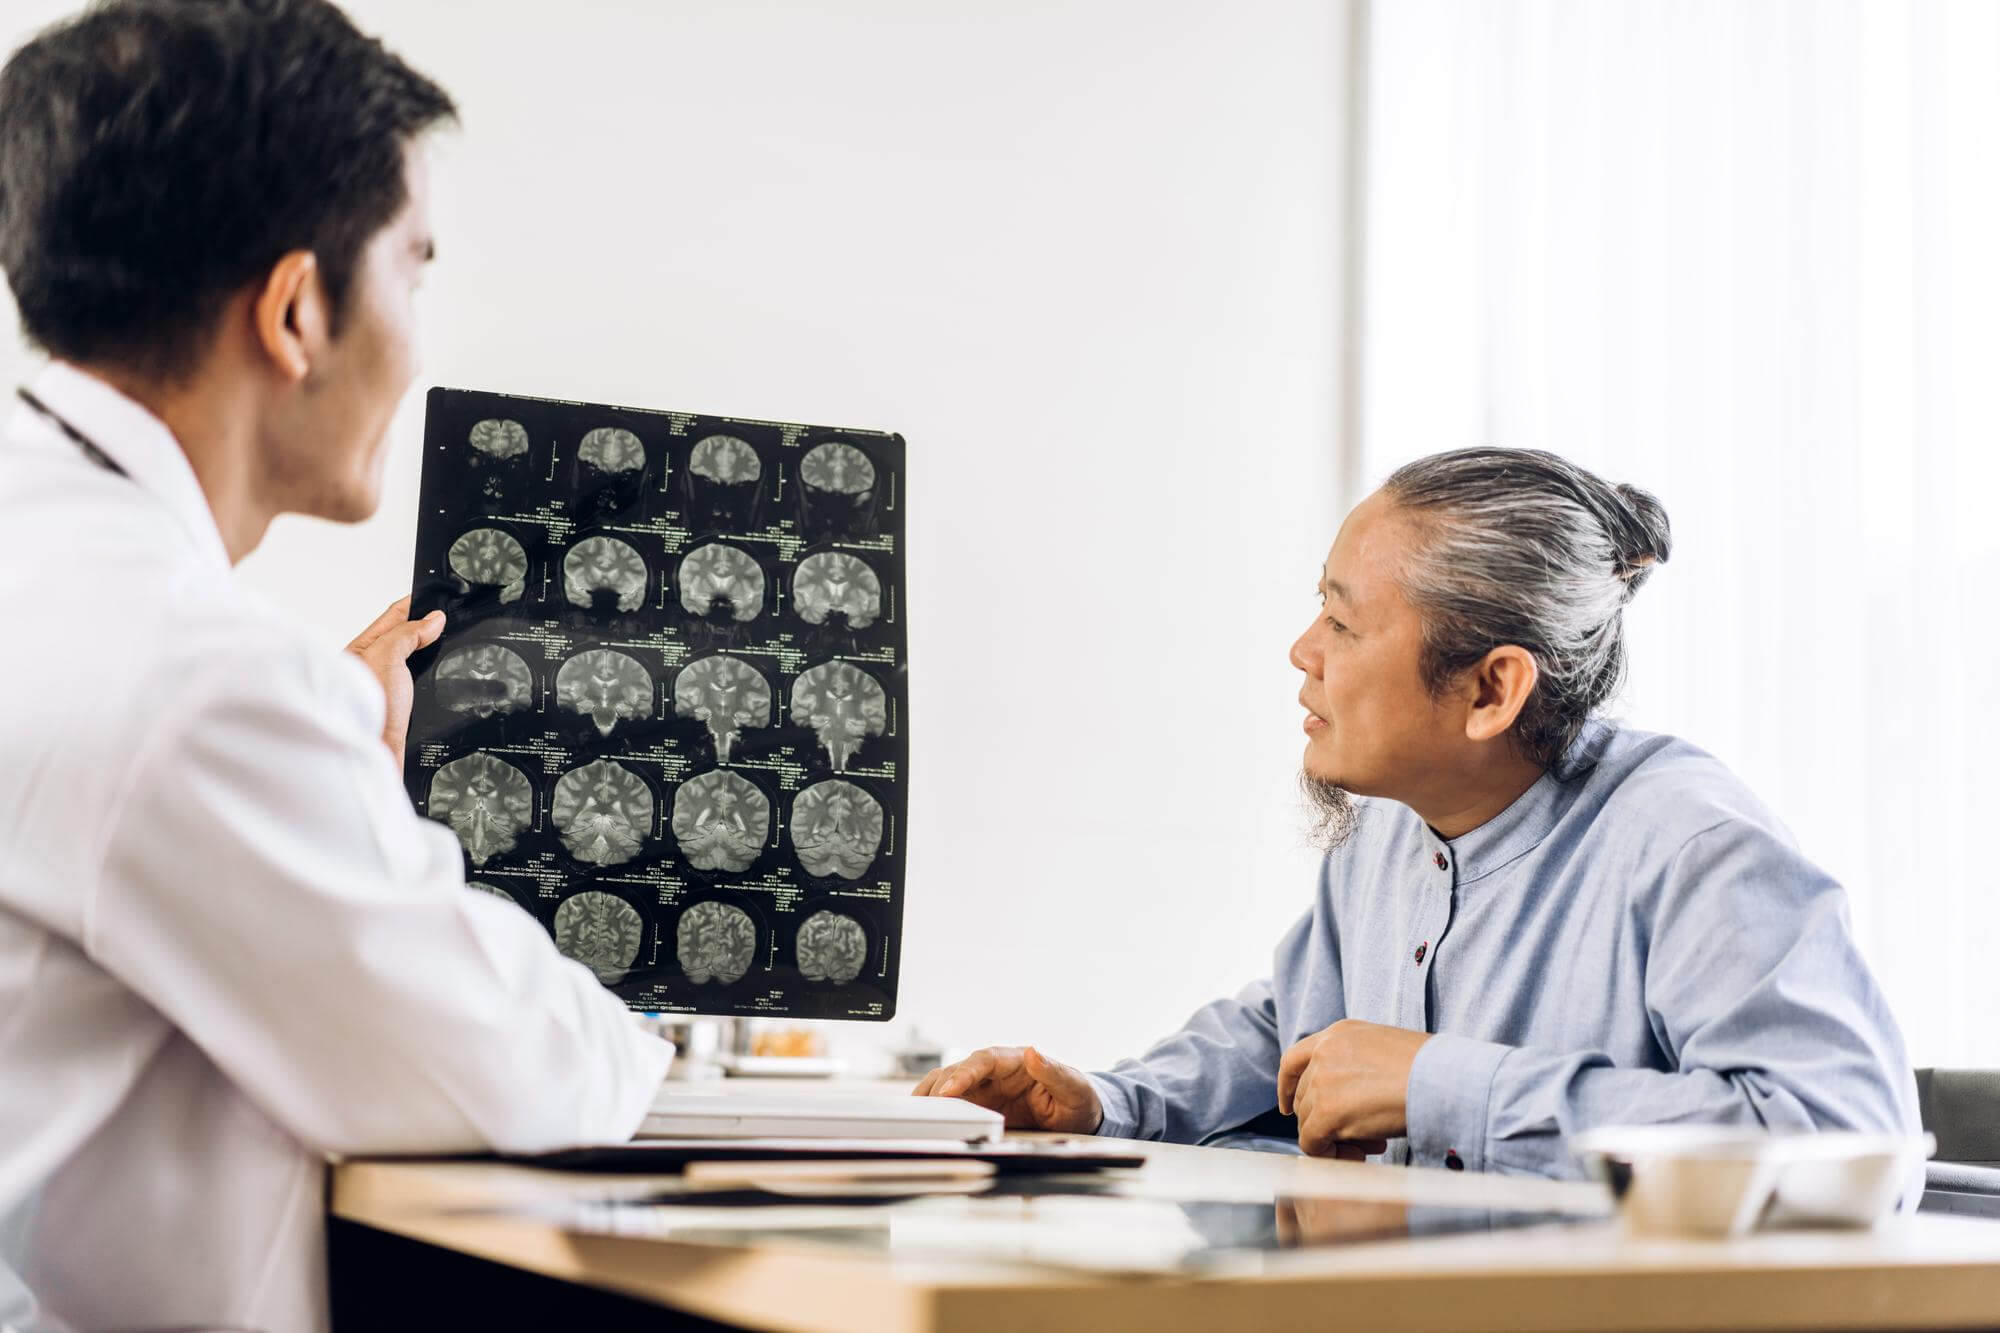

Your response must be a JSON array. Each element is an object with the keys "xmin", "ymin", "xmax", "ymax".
[{"xmin": 0, "ymin": 363, "xmax": 673, "ymax": 1333}]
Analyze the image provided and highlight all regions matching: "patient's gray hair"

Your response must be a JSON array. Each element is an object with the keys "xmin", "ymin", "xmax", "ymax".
[{"xmin": 1381, "ymin": 448, "xmax": 1672, "ymax": 771}]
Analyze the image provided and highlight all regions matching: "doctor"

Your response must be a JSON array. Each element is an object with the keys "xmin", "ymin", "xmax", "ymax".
[{"xmin": 0, "ymin": 4, "xmax": 670, "ymax": 1331}]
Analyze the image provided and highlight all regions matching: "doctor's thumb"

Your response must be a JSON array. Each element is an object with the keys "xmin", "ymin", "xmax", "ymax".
[{"xmin": 383, "ymin": 610, "xmax": 446, "ymax": 663}]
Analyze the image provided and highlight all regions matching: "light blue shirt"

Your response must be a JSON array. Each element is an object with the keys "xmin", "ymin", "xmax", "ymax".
[{"xmin": 1089, "ymin": 722, "xmax": 1921, "ymax": 1177}]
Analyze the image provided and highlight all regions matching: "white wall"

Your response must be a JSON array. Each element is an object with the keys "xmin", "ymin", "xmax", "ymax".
[
  {"xmin": 1, "ymin": 1, "xmax": 1350, "ymax": 1070},
  {"xmin": 1351, "ymin": 0, "xmax": 2000, "ymax": 1067}
]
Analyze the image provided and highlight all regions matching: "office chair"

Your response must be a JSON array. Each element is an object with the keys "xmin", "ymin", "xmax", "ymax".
[{"xmin": 1915, "ymin": 1068, "xmax": 2000, "ymax": 1217}]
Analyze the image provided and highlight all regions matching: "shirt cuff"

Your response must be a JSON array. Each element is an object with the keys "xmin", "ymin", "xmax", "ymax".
[
  {"xmin": 1406, "ymin": 1033, "xmax": 1512, "ymax": 1172},
  {"xmin": 1088, "ymin": 1072, "xmax": 1137, "ymax": 1138}
]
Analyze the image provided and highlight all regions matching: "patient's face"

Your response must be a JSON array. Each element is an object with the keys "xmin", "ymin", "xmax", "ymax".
[{"xmin": 1289, "ymin": 490, "xmax": 1457, "ymax": 804}]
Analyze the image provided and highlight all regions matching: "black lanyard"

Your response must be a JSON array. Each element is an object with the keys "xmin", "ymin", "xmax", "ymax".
[{"xmin": 16, "ymin": 386, "xmax": 131, "ymax": 479}]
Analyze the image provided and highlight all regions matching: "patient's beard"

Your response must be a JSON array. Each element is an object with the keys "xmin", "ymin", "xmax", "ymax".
[{"xmin": 1300, "ymin": 769, "xmax": 1357, "ymax": 852}]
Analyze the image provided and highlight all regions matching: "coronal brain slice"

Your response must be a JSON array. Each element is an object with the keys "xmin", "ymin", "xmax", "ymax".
[
  {"xmin": 790, "ymin": 780, "xmax": 885, "ymax": 880},
  {"xmin": 789, "ymin": 660, "xmax": 887, "ymax": 772},
  {"xmin": 468, "ymin": 417, "xmax": 530, "ymax": 460},
  {"xmin": 467, "ymin": 880, "xmax": 518, "ymax": 906},
  {"xmin": 800, "ymin": 441, "xmax": 876, "ymax": 495},
  {"xmin": 556, "ymin": 648, "xmax": 653, "ymax": 737},
  {"xmin": 670, "ymin": 770, "xmax": 770, "ymax": 873},
  {"xmin": 672, "ymin": 655, "xmax": 772, "ymax": 761},
  {"xmin": 677, "ymin": 543, "xmax": 765, "ymax": 622},
  {"xmin": 553, "ymin": 890, "xmax": 645, "ymax": 983},
  {"xmin": 428, "ymin": 753, "xmax": 533, "ymax": 866},
  {"xmin": 689, "ymin": 434, "xmax": 762, "ymax": 485},
  {"xmin": 791, "ymin": 552, "xmax": 883, "ymax": 629},
  {"xmin": 563, "ymin": 535, "xmax": 649, "ymax": 612},
  {"xmin": 435, "ymin": 643, "xmax": 534, "ymax": 718},
  {"xmin": 795, "ymin": 910, "xmax": 868, "ymax": 983},
  {"xmin": 578, "ymin": 426, "xmax": 646, "ymax": 474},
  {"xmin": 676, "ymin": 901, "xmax": 757, "ymax": 985},
  {"xmin": 447, "ymin": 528, "xmax": 529, "ymax": 604},
  {"xmin": 551, "ymin": 759, "xmax": 653, "ymax": 867}
]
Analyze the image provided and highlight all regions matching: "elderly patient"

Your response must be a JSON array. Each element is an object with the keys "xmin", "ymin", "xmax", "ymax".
[{"xmin": 917, "ymin": 448, "xmax": 1919, "ymax": 1174}]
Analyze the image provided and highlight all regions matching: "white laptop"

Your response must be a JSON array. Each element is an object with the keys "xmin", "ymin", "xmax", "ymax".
[{"xmin": 638, "ymin": 1088, "xmax": 1003, "ymax": 1144}]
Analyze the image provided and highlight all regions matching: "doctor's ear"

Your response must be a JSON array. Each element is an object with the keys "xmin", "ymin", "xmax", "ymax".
[
  {"xmin": 1462, "ymin": 645, "xmax": 1539, "ymax": 744},
  {"xmin": 251, "ymin": 250, "xmax": 325, "ymax": 384}
]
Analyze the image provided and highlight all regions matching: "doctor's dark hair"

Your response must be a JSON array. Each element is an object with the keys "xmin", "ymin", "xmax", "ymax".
[
  {"xmin": 0, "ymin": 0, "xmax": 455, "ymax": 380},
  {"xmin": 1381, "ymin": 448, "xmax": 1672, "ymax": 771}
]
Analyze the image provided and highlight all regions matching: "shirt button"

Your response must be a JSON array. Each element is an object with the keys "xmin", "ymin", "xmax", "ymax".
[
  {"xmin": 1413, "ymin": 941, "xmax": 1427, "ymax": 965},
  {"xmin": 1434, "ymin": 852, "xmax": 1448, "ymax": 871},
  {"xmin": 1445, "ymin": 1150, "xmax": 1464, "ymax": 1171}
]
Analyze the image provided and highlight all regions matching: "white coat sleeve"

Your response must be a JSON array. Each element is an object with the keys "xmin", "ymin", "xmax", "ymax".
[{"xmin": 86, "ymin": 638, "xmax": 671, "ymax": 1157}]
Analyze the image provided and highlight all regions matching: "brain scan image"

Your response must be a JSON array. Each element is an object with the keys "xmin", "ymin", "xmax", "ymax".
[
  {"xmin": 467, "ymin": 880, "xmax": 520, "ymax": 906},
  {"xmin": 672, "ymin": 655, "xmax": 771, "ymax": 761},
  {"xmin": 447, "ymin": 528, "xmax": 529, "ymax": 604},
  {"xmin": 677, "ymin": 543, "xmax": 765, "ymax": 622},
  {"xmin": 790, "ymin": 780, "xmax": 885, "ymax": 880},
  {"xmin": 563, "ymin": 535, "xmax": 648, "ymax": 613},
  {"xmin": 670, "ymin": 770, "xmax": 770, "ymax": 873},
  {"xmin": 800, "ymin": 441, "xmax": 876, "ymax": 495},
  {"xmin": 555, "ymin": 648, "xmax": 653, "ymax": 737},
  {"xmin": 435, "ymin": 643, "xmax": 534, "ymax": 719},
  {"xmin": 689, "ymin": 434, "xmax": 762, "ymax": 485},
  {"xmin": 790, "ymin": 660, "xmax": 887, "ymax": 772},
  {"xmin": 553, "ymin": 890, "xmax": 645, "ymax": 983},
  {"xmin": 468, "ymin": 418, "xmax": 530, "ymax": 460},
  {"xmin": 551, "ymin": 759, "xmax": 653, "ymax": 867},
  {"xmin": 676, "ymin": 901, "xmax": 757, "ymax": 985},
  {"xmin": 578, "ymin": 426, "xmax": 646, "ymax": 474},
  {"xmin": 791, "ymin": 552, "xmax": 883, "ymax": 629},
  {"xmin": 428, "ymin": 752, "xmax": 533, "ymax": 866},
  {"xmin": 795, "ymin": 910, "xmax": 869, "ymax": 983}
]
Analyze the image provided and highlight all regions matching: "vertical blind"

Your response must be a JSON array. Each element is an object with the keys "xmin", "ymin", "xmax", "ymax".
[{"xmin": 1351, "ymin": 0, "xmax": 2000, "ymax": 1064}]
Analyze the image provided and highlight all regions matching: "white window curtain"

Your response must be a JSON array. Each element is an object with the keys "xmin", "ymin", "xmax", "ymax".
[{"xmin": 1348, "ymin": 0, "xmax": 2000, "ymax": 1065}]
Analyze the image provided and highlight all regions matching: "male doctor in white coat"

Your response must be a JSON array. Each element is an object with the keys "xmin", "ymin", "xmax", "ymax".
[{"xmin": 0, "ymin": 3, "xmax": 672, "ymax": 1329}]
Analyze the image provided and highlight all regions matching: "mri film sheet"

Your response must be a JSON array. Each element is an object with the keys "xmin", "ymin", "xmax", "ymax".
[{"xmin": 402, "ymin": 387, "xmax": 907, "ymax": 1021}]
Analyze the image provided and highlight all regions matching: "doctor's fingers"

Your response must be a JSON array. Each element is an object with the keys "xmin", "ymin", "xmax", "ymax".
[
  {"xmin": 358, "ymin": 609, "xmax": 446, "ymax": 667},
  {"xmin": 347, "ymin": 595, "xmax": 415, "ymax": 651}
]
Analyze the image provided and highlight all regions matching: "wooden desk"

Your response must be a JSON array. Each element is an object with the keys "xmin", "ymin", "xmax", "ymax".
[{"xmin": 331, "ymin": 1138, "xmax": 2000, "ymax": 1331}]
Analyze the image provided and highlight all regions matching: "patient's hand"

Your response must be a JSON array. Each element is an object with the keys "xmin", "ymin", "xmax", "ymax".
[
  {"xmin": 346, "ymin": 596, "xmax": 445, "ymax": 768},
  {"xmin": 912, "ymin": 1045, "xmax": 1103, "ymax": 1133},
  {"xmin": 1277, "ymin": 1019, "xmax": 1429, "ymax": 1157}
]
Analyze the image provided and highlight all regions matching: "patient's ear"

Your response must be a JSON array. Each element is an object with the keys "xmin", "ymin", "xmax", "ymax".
[{"xmin": 1463, "ymin": 645, "xmax": 1538, "ymax": 744}]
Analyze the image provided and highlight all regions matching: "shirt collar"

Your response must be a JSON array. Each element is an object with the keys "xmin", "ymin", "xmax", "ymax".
[
  {"xmin": 1423, "ymin": 719, "xmax": 1616, "ymax": 884},
  {"xmin": 17, "ymin": 361, "xmax": 233, "ymax": 572}
]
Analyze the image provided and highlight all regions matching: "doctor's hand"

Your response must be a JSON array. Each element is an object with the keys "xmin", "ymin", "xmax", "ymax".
[
  {"xmin": 346, "ymin": 596, "xmax": 445, "ymax": 769},
  {"xmin": 912, "ymin": 1045, "xmax": 1103, "ymax": 1133},
  {"xmin": 1277, "ymin": 1019, "xmax": 1430, "ymax": 1158}
]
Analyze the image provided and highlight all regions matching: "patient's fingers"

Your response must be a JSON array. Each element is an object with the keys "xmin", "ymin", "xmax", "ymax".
[
  {"xmin": 1276, "ymin": 1031, "xmax": 1322, "ymax": 1116},
  {"xmin": 936, "ymin": 1049, "xmax": 997, "ymax": 1097}
]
